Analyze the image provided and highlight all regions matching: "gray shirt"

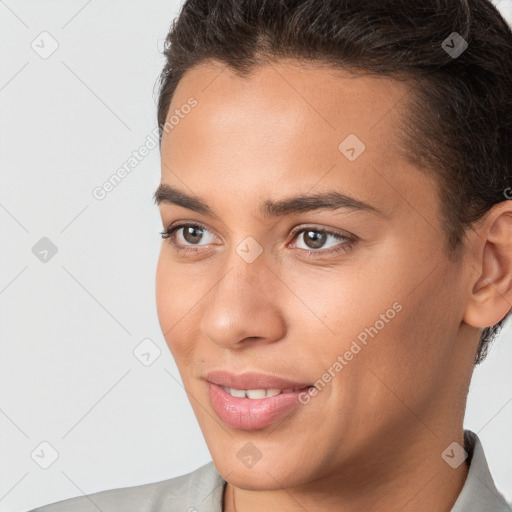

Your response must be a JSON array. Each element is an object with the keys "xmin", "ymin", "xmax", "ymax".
[{"xmin": 29, "ymin": 430, "xmax": 511, "ymax": 512}]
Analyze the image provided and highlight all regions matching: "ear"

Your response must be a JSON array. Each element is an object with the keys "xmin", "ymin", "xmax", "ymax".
[{"xmin": 463, "ymin": 201, "xmax": 512, "ymax": 328}]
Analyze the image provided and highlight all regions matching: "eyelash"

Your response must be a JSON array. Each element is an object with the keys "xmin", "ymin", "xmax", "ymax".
[{"xmin": 159, "ymin": 222, "xmax": 356, "ymax": 257}]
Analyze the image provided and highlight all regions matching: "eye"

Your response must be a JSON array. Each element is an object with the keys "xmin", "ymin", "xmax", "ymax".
[
  {"xmin": 160, "ymin": 223, "xmax": 356, "ymax": 257},
  {"xmin": 289, "ymin": 226, "xmax": 355, "ymax": 256},
  {"xmin": 160, "ymin": 222, "xmax": 217, "ymax": 252}
]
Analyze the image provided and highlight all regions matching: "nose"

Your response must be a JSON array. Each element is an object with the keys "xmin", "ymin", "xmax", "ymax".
[{"xmin": 199, "ymin": 250, "xmax": 287, "ymax": 349}]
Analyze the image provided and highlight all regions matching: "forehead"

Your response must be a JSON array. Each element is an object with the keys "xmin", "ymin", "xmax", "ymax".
[
  {"xmin": 160, "ymin": 59, "xmax": 437, "ymax": 221},
  {"xmin": 167, "ymin": 58, "xmax": 410, "ymax": 140}
]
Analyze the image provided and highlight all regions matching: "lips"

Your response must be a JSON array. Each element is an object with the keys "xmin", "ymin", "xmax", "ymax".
[
  {"xmin": 205, "ymin": 370, "xmax": 312, "ymax": 430},
  {"xmin": 205, "ymin": 370, "xmax": 311, "ymax": 390}
]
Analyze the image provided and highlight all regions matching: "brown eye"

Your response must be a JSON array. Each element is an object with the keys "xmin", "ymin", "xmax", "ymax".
[
  {"xmin": 290, "ymin": 226, "xmax": 356, "ymax": 256},
  {"xmin": 302, "ymin": 230, "xmax": 328, "ymax": 249},
  {"xmin": 160, "ymin": 222, "xmax": 217, "ymax": 252},
  {"xmin": 181, "ymin": 225, "xmax": 204, "ymax": 244}
]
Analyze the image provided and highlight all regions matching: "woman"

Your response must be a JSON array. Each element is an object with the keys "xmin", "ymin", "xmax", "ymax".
[{"xmin": 30, "ymin": 0, "xmax": 512, "ymax": 510}]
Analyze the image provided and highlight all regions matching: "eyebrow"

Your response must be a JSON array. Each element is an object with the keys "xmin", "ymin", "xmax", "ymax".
[{"xmin": 153, "ymin": 183, "xmax": 383, "ymax": 218}]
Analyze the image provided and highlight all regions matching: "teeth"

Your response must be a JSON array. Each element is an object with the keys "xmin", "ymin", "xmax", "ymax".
[
  {"xmin": 222, "ymin": 387, "xmax": 302, "ymax": 398},
  {"xmin": 229, "ymin": 388, "xmax": 246, "ymax": 398},
  {"xmin": 246, "ymin": 389, "xmax": 267, "ymax": 399}
]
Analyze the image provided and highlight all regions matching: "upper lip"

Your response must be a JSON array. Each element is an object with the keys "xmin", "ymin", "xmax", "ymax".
[{"xmin": 206, "ymin": 370, "xmax": 311, "ymax": 390}]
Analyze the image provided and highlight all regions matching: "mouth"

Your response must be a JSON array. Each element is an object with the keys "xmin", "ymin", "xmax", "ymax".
[
  {"xmin": 205, "ymin": 370, "xmax": 313, "ymax": 430},
  {"xmin": 220, "ymin": 386, "xmax": 307, "ymax": 399},
  {"xmin": 205, "ymin": 369, "xmax": 311, "ymax": 391}
]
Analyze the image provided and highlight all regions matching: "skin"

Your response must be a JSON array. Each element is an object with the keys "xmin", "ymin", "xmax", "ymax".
[{"xmin": 155, "ymin": 59, "xmax": 512, "ymax": 512}]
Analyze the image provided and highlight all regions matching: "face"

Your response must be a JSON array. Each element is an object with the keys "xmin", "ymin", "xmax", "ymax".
[{"xmin": 155, "ymin": 59, "xmax": 476, "ymax": 490}]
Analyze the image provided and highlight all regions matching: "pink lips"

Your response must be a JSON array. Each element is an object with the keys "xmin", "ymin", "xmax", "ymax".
[{"xmin": 206, "ymin": 371, "xmax": 311, "ymax": 430}]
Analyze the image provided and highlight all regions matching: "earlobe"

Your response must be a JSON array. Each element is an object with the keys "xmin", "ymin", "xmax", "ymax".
[{"xmin": 463, "ymin": 204, "xmax": 512, "ymax": 329}]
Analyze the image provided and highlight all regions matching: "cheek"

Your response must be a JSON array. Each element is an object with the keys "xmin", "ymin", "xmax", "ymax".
[
  {"xmin": 155, "ymin": 251, "xmax": 208, "ymax": 363},
  {"xmin": 357, "ymin": 268, "xmax": 463, "ymax": 411},
  {"xmin": 285, "ymin": 250, "xmax": 453, "ymax": 397},
  {"xmin": 155, "ymin": 252, "xmax": 188, "ymax": 354},
  {"xmin": 282, "ymin": 261, "xmax": 398, "ymax": 344},
  {"xmin": 155, "ymin": 252, "xmax": 173, "ymax": 334}
]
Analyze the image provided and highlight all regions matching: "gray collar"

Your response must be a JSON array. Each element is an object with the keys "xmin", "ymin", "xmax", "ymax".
[{"xmin": 451, "ymin": 430, "xmax": 511, "ymax": 511}]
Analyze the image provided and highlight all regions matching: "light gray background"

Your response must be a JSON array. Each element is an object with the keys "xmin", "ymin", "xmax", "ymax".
[{"xmin": 1, "ymin": 1, "xmax": 511, "ymax": 511}]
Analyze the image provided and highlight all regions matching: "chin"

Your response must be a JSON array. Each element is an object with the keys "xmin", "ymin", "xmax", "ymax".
[{"xmin": 211, "ymin": 451, "xmax": 313, "ymax": 491}]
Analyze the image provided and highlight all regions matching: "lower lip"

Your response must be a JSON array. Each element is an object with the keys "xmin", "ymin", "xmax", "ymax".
[{"xmin": 208, "ymin": 383, "xmax": 310, "ymax": 430}]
